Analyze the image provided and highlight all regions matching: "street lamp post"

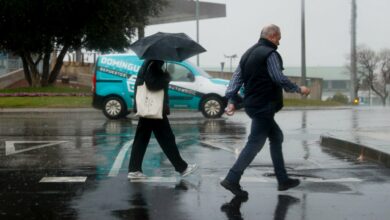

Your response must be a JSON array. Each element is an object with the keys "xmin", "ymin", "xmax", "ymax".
[
  {"xmin": 386, "ymin": 84, "xmax": 390, "ymax": 106},
  {"xmin": 301, "ymin": 0, "xmax": 307, "ymax": 89},
  {"xmin": 350, "ymin": 0, "xmax": 357, "ymax": 103},
  {"xmin": 196, "ymin": 0, "xmax": 200, "ymax": 66},
  {"xmin": 224, "ymin": 54, "xmax": 237, "ymax": 72},
  {"xmin": 220, "ymin": 62, "xmax": 225, "ymax": 73}
]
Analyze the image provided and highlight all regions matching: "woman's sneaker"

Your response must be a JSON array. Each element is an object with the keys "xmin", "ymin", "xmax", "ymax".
[
  {"xmin": 128, "ymin": 171, "xmax": 147, "ymax": 179},
  {"xmin": 181, "ymin": 164, "xmax": 198, "ymax": 177}
]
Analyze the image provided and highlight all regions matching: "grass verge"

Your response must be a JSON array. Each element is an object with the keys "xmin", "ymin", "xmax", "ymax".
[
  {"xmin": 0, "ymin": 97, "xmax": 92, "ymax": 108},
  {"xmin": 284, "ymin": 98, "xmax": 343, "ymax": 107},
  {"xmin": 0, "ymin": 85, "xmax": 91, "ymax": 93},
  {"xmin": 0, "ymin": 97, "xmax": 344, "ymax": 108},
  {"xmin": 0, "ymin": 86, "xmax": 344, "ymax": 108}
]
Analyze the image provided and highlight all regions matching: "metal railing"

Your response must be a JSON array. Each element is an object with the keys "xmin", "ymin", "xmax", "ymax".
[{"xmin": 0, "ymin": 58, "xmax": 23, "ymax": 75}]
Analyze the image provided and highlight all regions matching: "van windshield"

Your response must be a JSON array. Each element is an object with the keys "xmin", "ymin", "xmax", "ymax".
[{"xmin": 187, "ymin": 61, "xmax": 212, "ymax": 79}]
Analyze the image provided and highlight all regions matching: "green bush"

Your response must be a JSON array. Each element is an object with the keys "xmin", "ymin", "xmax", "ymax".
[{"xmin": 327, "ymin": 92, "xmax": 349, "ymax": 104}]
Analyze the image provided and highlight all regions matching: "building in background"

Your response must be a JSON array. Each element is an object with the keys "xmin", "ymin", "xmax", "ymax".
[
  {"xmin": 0, "ymin": 52, "xmax": 7, "ymax": 75},
  {"xmin": 283, "ymin": 66, "xmax": 350, "ymax": 101},
  {"xmin": 205, "ymin": 66, "xmax": 350, "ymax": 101},
  {"xmin": 0, "ymin": 53, "xmax": 23, "ymax": 76}
]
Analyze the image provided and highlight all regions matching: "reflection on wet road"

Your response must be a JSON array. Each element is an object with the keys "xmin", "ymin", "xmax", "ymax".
[{"xmin": 1, "ymin": 109, "xmax": 390, "ymax": 219}]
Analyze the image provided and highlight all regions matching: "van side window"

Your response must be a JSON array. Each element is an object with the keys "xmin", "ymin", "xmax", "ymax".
[{"xmin": 166, "ymin": 63, "xmax": 194, "ymax": 82}]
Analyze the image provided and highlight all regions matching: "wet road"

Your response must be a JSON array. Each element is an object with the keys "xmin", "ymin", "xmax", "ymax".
[{"xmin": 0, "ymin": 108, "xmax": 390, "ymax": 219}]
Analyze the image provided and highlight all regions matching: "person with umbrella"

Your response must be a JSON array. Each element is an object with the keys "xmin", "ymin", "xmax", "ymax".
[{"xmin": 127, "ymin": 32, "xmax": 205, "ymax": 179}]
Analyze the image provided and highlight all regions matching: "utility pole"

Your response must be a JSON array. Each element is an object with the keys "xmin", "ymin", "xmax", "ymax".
[
  {"xmin": 137, "ymin": 25, "xmax": 145, "ymax": 39},
  {"xmin": 301, "ymin": 0, "xmax": 307, "ymax": 89},
  {"xmin": 196, "ymin": 0, "xmax": 200, "ymax": 66},
  {"xmin": 350, "ymin": 0, "xmax": 357, "ymax": 103}
]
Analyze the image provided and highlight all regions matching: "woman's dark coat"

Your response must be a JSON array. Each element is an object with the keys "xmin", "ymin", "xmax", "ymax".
[{"xmin": 133, "ymin": 60, "xmax": 171, "ymax": 115}]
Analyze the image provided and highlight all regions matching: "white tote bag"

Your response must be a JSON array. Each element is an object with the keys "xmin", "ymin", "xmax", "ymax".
[{"xmin": 135, "ymin": 82, "xmax": 164, "ymax": 119}]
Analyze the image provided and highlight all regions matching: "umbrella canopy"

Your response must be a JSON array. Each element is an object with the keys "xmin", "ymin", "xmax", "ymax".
[{"xmin": 129, "ymin": 32, "xmax": 206, "ymax": 62}]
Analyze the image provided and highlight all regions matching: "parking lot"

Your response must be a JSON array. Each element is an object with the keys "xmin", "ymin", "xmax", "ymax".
[{"xmin": 1, "ymin": 108, "xmax": 390, "ymax": 219}]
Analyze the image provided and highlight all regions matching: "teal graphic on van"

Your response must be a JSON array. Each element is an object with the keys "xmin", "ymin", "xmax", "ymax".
[{"xmin": 92, "ymin": 54, "xmax": 229, "ymax": 119}]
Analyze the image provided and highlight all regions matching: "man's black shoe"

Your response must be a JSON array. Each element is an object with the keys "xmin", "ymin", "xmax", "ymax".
[
  {"xmin": 220, "ymin": 196, "xmax": 248, "ymax": 219},
  {"xmin": 278, "ymin": 195, "xmax": 300, "ymax": 205},
  {"xmin": 278, "ymin": 178, "xmax": 300, "ymax": 191},
  {"xmin": 220, "ymin": 179, "xmax": 248, "ymax": 197}
]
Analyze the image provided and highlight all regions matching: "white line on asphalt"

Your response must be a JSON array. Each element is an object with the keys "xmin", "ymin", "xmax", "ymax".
[
  {"xmin": 303, "ymin": 177, "xmax": 362, "ymax": 183},
  {"xmin": 39, "ymin": 176, "xmax": 87, "ymax": 183},
  {"xmin": 305, "ymin": 159, "xmax": 323, "ymax": 168},
  {"xmin": 108, "ymin": 139, "xmax": 133, "ymax": 177},
  {"xmin": 5, "ymin": 141, "xmax": 68, "ymax": 156},
  {"xmin": 129, "ymin": 177, "xmax": 178, "ymax": 183},
  {"xmin": 219, "ymin": 177, "xmax": 362, "ymax": 183},
  {"xmin": 241, "ymin": 177, "xmax": 271, "ymax": 182},
  {"xmin": 199, "ymin": 141, "xmax": 241, "ymax": 155}
]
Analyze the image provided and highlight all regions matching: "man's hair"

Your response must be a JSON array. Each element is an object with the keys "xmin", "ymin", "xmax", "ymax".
[{"xmin": 260, "ymin": 24, "xmax": 280, "ymax": 38}]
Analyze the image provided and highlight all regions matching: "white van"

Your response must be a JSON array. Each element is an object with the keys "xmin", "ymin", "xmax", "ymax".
[{"xmin": 92, "ymin": 54, "xmax": 229, "ymax": 119}]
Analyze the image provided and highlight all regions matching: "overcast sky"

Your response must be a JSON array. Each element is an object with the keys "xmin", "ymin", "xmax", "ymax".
[{"xmin": 145, "ymin": 0, "xmax": 390, "ymax": 68}]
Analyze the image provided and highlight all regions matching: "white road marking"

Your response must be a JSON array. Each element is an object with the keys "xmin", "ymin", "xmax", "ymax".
[
  {"xmin": 241, "ymin": 177, "xmax": 272, "ymax": 182},
  {"xmin": 5, "ymin": 141, "xmax": 68, "ymax": 156},
  {"xmin": 219, "ymin": 177, "xmax": 362, "ymax": 183},
  {"xmin": 305, "ymin": 159, "xmax": 323, "ymax": 168},
  {"xmin": 130, "ymin": 177, "xmax": 177, "ymax": 183},
  {"xmin": 108, "ymin": 139, "xmax": 133, "ymax": 177},
  {"xmin": 40, "ymin": 176, "xmax": 87, "ymax": 183},
  {"xmin": 199, "ymin": 141, "xmax": 241, "ymax": 155},
  {"xmin": 303, "ymin": 177, "xmax": 362, "ymax": 183}
]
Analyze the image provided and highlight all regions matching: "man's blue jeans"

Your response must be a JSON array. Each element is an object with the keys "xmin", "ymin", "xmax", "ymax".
[{"xmin": 226, "ymin": 115, "xmax": 288, "ymax": 184}]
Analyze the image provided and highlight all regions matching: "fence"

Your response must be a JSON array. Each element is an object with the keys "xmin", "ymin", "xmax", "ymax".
[
  {"xmin": 0, "ymin": 56, "xmax": 23, "ymax": 76},
  {"xmin": 207, "ymin": 71, "xmax": 323, "ymax": 100}
]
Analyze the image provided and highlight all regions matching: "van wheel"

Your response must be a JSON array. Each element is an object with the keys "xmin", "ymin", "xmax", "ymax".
[
  {"xmin": 200, "ymin": 96, "xmax": 224, "ymax": 118},
  {"xmin": 103, "ymin": 97, "xmax": 126, "ymax": 119}
]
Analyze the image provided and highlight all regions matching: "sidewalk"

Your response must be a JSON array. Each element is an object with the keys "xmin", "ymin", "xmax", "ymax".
[{"xmin": 320, "ymin": 107, "xmax": 390, "ymax": 167}]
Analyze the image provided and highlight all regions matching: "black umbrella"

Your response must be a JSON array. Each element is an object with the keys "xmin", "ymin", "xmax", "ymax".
[{"xmin": 129, "ymin": 32, "xmax": 206, "ymax": 62}]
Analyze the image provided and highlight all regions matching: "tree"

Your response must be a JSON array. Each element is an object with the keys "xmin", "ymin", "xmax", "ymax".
[
  {"xmin": 356, "ymin": 46, "xmax": 378, "ymax": 90},
  {"xmin": 356, "ymin": 46, "xmax": 389, "ymax": 106},
  {"xmin": 375, "ymin": 49, "xmax": 390, "ymax": 105},
  {"xmin": 345, "ymin": 46, "xmax": 367, "ymax": 98},
  {"xmin": 0, "ymin": 0, "xmax": 166, "ymax": 87}
]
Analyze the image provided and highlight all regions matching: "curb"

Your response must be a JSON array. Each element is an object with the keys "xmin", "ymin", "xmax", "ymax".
[
  {"xmin": 320, "ymin": 135, "xmax": 390, "ymax": 168},
  {"xmin": 283, "ymin": 106, "xmax": 351, "ymax": 111}
]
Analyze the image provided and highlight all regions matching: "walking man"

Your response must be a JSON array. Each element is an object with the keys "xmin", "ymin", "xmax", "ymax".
[{"xmin": 221, "ymin": 24, "xmax": 310, "ymax": 197}]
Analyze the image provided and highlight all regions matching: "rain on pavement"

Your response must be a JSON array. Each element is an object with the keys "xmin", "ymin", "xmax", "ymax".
[{"xmin": 0, "ymin": 108, "xmax": 390, "ymax": 219}]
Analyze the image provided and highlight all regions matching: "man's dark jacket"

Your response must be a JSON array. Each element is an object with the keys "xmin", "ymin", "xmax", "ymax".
[{"xmin": 240, "ymin": 38, "xmax": 284, "ymax": 117}]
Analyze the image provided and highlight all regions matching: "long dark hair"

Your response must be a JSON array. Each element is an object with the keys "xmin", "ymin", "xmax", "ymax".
[
  {"xmin": 141, "ymin": 59, "xmax": 170, "ymax": 90},
  {"xmin": 140, "ymin": 59, "xmax": 164, "ymax": 76}
]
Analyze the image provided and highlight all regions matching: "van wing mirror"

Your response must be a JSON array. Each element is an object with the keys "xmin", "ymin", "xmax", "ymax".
[{"xmin": 187, "ymin": 73, "xmax": 195, "ymax": 82}]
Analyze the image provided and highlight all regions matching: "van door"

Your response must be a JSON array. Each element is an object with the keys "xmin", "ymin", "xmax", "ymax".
[{"xmin": 166, "ymin": 62, "xmax": 200, "ymax": 109}]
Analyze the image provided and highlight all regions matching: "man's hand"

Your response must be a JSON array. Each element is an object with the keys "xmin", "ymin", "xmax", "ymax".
[
  {"xmin": 225, "ymin": 103, "xmax": 236, "ymax": 116},
  {"xmin": 299, "ymin": 86, "xmax": 310, "ymax": 96}
]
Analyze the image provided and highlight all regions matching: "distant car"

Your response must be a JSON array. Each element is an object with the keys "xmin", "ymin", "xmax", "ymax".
[{"xmin": 92, "ymin": 54, "xmax": 230, "ymax": 119}]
